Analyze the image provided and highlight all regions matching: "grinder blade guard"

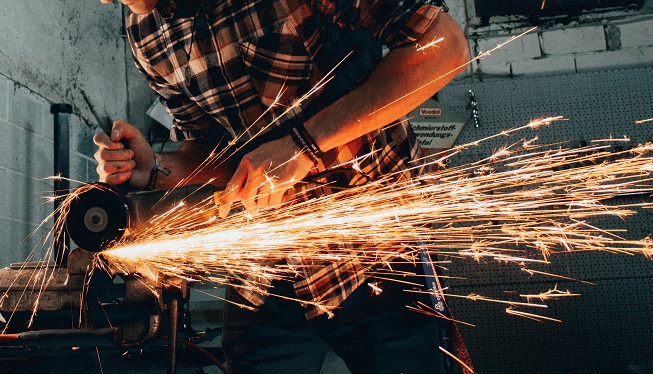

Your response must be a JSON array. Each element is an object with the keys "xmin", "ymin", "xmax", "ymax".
[{"xmin": 65, "ymin": 183, "xmax": 128, "ymax": 252}]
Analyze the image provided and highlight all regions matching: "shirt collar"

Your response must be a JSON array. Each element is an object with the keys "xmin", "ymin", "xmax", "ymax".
[{"xmin": 156, "ymin": 0, "xmax": 205, "ymax": 19}]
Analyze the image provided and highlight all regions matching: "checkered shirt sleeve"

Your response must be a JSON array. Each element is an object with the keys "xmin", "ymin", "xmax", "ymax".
[{"xmin": 125, "ymin": 0, "xmax": 444, "ymax": 318}]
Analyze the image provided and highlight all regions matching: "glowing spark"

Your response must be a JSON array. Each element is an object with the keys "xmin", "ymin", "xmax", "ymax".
[
  {"xmin": 591, "ymin": 135, "xmax": 630, "ymax": 143},
  {"xmin": 506, "ymin": 307, "xmax": 562, "ymax": 323},
  {"xmin": 407, "ymin": 301, "xmax": 475, "ymax": 327},
  {"xmin": 521, "ymin": 268, "xmax": 596, "ymax": 286},
  {"xmin": 96, "ymin": 347, "xmax": 105, "ymax": 374},
  {"xmin": 635, "ymin": 117, "xmax": 653, "ymax": 124},
  {"xmin": 442, "ymin": 293, "xmax": 548, "ymax": 308},
  {"xmin": 439, "ymin": 346, "xmax": 475, "ymax": 373},
  {"xmin": 367, "ymin": 282, "xmax": 383, "ymax": 295},
  {"xmin": 416, "ymin": 36, "xmax": 445, "ymax": 52},
  {"xmin": 520, "ymin": 284, "xmax": 581, "ymax": 303}
]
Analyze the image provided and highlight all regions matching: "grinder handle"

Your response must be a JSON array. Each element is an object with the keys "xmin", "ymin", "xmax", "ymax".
[{"xmin": 106, "ymin": 130, "xmax": 135, "ymax": 195}]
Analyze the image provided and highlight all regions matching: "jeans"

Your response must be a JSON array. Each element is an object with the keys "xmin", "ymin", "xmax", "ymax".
[{"xmin": 222, "ymin": 263, "xmax": 446, "ymax": 374}]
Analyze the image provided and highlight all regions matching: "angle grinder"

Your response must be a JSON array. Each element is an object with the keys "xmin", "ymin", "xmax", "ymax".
[{"xmin": 65, "ymin": 183, "xmax": 225, "ymax": 252}]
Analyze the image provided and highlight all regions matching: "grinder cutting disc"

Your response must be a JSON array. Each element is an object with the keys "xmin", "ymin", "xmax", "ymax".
[{"xmin": 65, "ymin": 183, "xmax": 129, "ymax": 252}]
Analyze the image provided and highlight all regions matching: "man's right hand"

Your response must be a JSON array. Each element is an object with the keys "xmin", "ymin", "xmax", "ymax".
[{"xmin": 93, "ymin": 120, "xmax": 156, "ymax": 190}]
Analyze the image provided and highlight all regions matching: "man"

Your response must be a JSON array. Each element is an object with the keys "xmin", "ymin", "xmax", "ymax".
[{"xmin": 95, "ymin": 0, "xmax": 470, "ymax": 372}]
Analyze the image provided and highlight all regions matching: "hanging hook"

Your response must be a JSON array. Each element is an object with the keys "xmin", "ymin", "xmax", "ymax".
[{"xmin": 467, "ymin": 89, "xmax": 481, "ymax": 128}]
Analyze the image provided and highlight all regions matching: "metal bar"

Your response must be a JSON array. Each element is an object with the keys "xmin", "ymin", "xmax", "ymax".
[
  {"xmin": 168, "ymin": 298, "xmax": 179, "ymax": 374},
  {"xmin": 0, "ymin": 328, "xmax": 118, "ymax": 348},
  {"xmin": 51, "ymin": 103, "xmax": 73, "ymax": 267}
]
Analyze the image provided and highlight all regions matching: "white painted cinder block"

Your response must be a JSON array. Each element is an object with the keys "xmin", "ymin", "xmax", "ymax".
[
  {"xmin": 473, "ymin": 36, "xmax": 525, "ymax": 76},
  {"xmin": 69, "ymin": 113, "xmax": 101, "ymax": 157},
  {"xmin": 0, "ymin": 218, "xmax": 25, "ymax": 267},
  {"xmin": 475, "ymin": 56, "xmax": 512, "ymax": 77},
  {"xmin": 0, "ymin": 218, "xmax": 50, "ymax": 266},
  {"xmin": 70, "ymin": 152, "xmax": 93, "ymax": 184},
  {"xmin": 4, "ymin": 123, "xmax": 53, "ymax": 180},
  {"xmin": 511, "ymin": 55, "xmax": 577, "ymax": 76},
  {"xmin": 540, "ymin": 26, "xmax": 606, "ymax": 55},
  {"xmin": 0, "ymin": 167, "xmax": 6, "ymax": 219},
  {"xmin": 4, "ymin": 170, "xmax": 53, "ymax": 226},
  {"xmin": 619, "ymin": 18, "xmax": 653, "ymax": 48},
  {"xmin": 476, "ymin": 32, "xmax": 542, "ymax": 62},
  {"xmin": 0, "ymin": 120, "xmax": 11, "ymax": 174},
  {"xmin": 9, "ymin": 85, "xmax": 48, "ymax": 138},
  {"xmin": 0, "ymin": 75, "xmax": 8, "ymax": 121},
  {"xmin": 575, "ymin": 46, "xmax": 653, "ymax": 72}
]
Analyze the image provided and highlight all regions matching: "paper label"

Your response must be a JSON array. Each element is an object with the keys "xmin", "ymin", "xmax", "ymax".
[{"xmin": 411, "ymin": 122, "xmax": 464, "ymax": 149}]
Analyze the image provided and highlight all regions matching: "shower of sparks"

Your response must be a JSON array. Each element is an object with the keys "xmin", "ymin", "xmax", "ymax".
[
  {"xmin": 635, "ymin": 117, "xmax": 653, "ymax": 124},
  {"xmin": 80, "ymin": 116, "xmax": 653, "ymax": 319}
]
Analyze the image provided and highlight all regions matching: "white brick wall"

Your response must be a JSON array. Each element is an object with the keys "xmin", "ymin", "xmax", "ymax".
[
  {"xmin": 462, "ymin": 1, "xmax": 653, "ymax": 78},
  {"xmin": 0, "ymin": 75, "xmax": 100, "ymax": 267},
  {"xmin": 473, "ymin": 31, "xmax": 545, "ymax": 76},
  {"xmin": 540, "ymin": 26, "xmax": 607, "ymax": 55},
  {"xmin": 619, "ymin": 18, "xmax": 653, "ymax": 48},
  {"xmin": 575, "ymin": 46, "xmax": 653, "ymax": 72}
]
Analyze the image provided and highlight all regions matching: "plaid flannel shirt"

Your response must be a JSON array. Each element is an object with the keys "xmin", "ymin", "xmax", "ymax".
[{"xmin": 127, "ymin": 0, "xmax": 444, "ymax": 318}]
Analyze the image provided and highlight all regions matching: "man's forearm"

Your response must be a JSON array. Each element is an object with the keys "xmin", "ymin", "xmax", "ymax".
[
  {"xmin": 305, "ymin": 12, "xmax": 470, "ymax": 153},
  {"xmin": 155, "ymin": 141, "xmax": 238, "ymax": 189}
]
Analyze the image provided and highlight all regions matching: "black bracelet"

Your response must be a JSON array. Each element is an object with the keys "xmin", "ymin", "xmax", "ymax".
[
  {"xmin": 293, "ymin": 122, "xmax": 324, "ymax": 158},
  {"xmin": 289, "ymin": 126, "xmax": 320, "ymax": 166},
  {"xmin": 145, "ymin": 155, "xmax": 171, "ymax": 191},
  {"xmin": 289, "ymin": 123, "xmax": 324, "ymax": 166},
  {"xmin": 289, "ymin": 129, "xmax": 320, "ymax": 165}
]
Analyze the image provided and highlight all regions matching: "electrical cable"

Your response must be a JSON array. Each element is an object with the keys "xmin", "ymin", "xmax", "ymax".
[{"xmin": 173, "ymin": 337, "xmax": 228, "ymax": 374}]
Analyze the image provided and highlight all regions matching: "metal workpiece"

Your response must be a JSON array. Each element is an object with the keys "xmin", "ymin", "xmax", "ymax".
[
  {"xmin": 0, "ymin": 249, "xmax": 92, "ymax": 314},
  {"xmin": 65, "ymin": 183, "xmax": 225, "ymax": 253},
  {"xmin": 0, "ymin": 248, "xmax": 165, "ymax": 347},
  {"xmin": 0, "ymin": 265, "xmax": 81, "ymax": 313}
]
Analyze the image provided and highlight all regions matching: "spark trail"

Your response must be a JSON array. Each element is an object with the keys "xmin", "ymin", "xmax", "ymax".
[{"xmin": 94, "ymin": 117, "xmax": 653, "ymax": 316}]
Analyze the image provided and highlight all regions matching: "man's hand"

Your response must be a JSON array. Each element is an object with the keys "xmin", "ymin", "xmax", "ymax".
[
  {"xmin": 93, "ymin": 120, "xmax": 156, "ymax": 190},
  {"xmin": 218, "ymin": 135, "xmax": 315, "ymax": 218}
]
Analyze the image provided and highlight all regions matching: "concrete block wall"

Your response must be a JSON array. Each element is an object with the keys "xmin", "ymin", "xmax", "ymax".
[
  {"xmin": 0, "ymin": 1, "xmax": 147, "ymax": 267},
  {"xmin": 448, "ymin": 0, "xmax": 653, "ymax": 78},
  {"xmin": 0, "ymin": 75, "xmax": 101, "ymax": 267}
]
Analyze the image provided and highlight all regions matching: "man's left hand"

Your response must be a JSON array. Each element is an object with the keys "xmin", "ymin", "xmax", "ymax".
[{"xmin": 218, "ymin": 135, "xmax": 315, "ymax": 218}]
